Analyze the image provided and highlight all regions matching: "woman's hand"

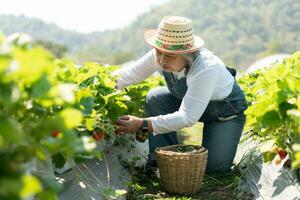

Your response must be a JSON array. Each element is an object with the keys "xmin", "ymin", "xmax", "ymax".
[{"xmin": 116, "ymin": 115, "xmax": 143, "ymax": 135}]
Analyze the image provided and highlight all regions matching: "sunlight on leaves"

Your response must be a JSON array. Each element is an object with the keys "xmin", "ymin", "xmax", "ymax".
[{"xmin": 19, "ymin": 174, "xmax": 42, "ymax": 199}]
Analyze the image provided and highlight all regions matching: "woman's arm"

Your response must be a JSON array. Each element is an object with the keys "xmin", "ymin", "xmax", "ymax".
[
  {"xmin": 112, "ymin": 49, "xmax": 161, "ymax": 89},
  {"xmin": 150, "ymin": 66, "xmax": 220, "ymax": 134}
]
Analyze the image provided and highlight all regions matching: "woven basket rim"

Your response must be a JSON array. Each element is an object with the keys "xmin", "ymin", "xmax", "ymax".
[{"xmin": 155, "ymin": 144, "xmax": 207, "ymax": 156}]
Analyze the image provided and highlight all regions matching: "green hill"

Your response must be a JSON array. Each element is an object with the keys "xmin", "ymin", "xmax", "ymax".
[
  {"xmin": 0, "ymin": 15, "xmax": 94, "ymax": 51},
  {"xmin": 1, "ymin": 0, "xmax": 299, "ymax": 70}
]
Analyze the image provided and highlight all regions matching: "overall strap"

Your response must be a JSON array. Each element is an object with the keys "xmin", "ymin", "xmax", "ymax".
[{"xmin": 226, "ymin": 66, "xmax": 237, "ymax": 78}]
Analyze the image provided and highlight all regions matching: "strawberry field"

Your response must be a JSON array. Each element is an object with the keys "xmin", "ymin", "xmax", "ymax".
[
  {"xmin": 0, "ymin": 32, "xmax": 299, "ymax": 200},
  {"xmin": 239, "ymin": 52, "xmax": 300, "ymax": 169},
  {"xmin": 0, "ymin": 33, "xmax": 163, "ymax": 199}
]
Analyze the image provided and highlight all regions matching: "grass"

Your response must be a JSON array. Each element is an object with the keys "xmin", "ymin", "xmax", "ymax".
[
  {"xmin": 122, "ymin": 159, "xmax": 251, "ymax": 200},
  {"xmin": 121, "ymin": 123, "xmax": 253, "ymax": 200}
]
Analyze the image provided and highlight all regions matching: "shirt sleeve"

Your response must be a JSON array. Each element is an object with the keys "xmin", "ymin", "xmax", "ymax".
[
  {"xmin": 112, "ymin": 49, "xmax": 161, "ymax": 89},
  {"xmin": 150, "ymin": 65, "xmax": 220, "ymax": 134}
]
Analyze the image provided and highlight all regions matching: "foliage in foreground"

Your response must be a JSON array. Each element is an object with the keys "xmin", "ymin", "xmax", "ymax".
[{"xmin": 0, "ymin": 32, "xmax": 162, "ymax": 199}]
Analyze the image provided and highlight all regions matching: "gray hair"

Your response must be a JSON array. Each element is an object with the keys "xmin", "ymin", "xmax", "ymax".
[{"xmin": 182, "ymin": 50, "xmax": 200, "ymax": 67}]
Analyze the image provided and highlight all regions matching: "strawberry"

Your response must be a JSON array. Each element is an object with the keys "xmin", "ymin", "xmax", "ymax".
[
  {"xmin": 273, "ymin": 146, "xmax": 288, "ymax": 160},
  {"xmin": 52, "ymin": 130, "xmax": 60, "ymax": 137},
  {"xmin": 277, "ymin": 148, "xmax": 288, "ymax": 160},
  {"xmin": 92, "ymin": 131, "xmax": 105, "ymax": 141}
]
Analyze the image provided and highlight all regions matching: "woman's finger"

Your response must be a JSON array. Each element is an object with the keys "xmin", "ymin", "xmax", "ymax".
[
  {"xmin": 116, "ymin": 125, "xmax": 127, "ymax": 134},
  {"xmin": 118, "ymin": 115, "xmax": 130, "ymax": 120},
  {"xmin": 116, "ymin": 130, "xmax": 126, "ymax": 135},
  {"xmin": 116, "ymin": 115, "xmax": 131, "ymax": 125},
  {"xmin": 116, "ymin": 119, "xmax": 128, "ymax": 125}
]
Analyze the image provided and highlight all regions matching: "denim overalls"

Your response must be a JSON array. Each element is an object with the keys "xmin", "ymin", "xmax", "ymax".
[{"xmin": 145, "ymin": 67, "xmax": 247, "ymax": 173}]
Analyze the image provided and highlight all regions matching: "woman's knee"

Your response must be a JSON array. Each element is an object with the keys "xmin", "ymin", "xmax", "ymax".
[
  {"xmin": 146, "ymin": 87, "xmax": 166, "ymax": 115},
  {"xmin": 146, "ymin": 87, "xmax": 165, "ymax": 105},
  {"xmin": 145, "ymin": 87, "xmax": 180, "ymax": 116},
  {"xmin": 203, "ymin": 120, "xmax": 245, "ymax": 174}
]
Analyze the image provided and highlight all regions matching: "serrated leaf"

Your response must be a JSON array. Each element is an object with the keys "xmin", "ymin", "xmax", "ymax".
[{"xmin": 261, "ymin": 110, "xmax": 281, "ymax": 127}]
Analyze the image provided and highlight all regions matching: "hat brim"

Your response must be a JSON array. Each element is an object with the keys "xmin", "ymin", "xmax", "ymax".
[{"xmin": 144, "ymin": 29, "xmax": 205, "ymax": 54}]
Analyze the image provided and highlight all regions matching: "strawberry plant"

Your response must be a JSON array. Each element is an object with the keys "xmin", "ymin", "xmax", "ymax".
[
  {"xmin": 0, "ymin": 33, "xmax": 99, "ymax": 199},
  {"xmin": 0, "ymin": 32, "xmax": 162, "ymax": 199},
  {"xmin": 238, "ymin": 52, "xmax": 300, "ymax": 168}
]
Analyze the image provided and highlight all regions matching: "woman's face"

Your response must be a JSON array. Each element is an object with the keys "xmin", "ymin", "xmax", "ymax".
[{"xmin": 155, "ymin": 49, "xmax": 188, "ymax": 72}]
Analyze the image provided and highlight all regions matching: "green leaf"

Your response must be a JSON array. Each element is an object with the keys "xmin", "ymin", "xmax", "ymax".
[
  {"xmin": 35, "ymin": 190, "xmax": 57, "ymax": 200},
  {"xmin": 0, "ymin": 135, "xmax": 3, "ymax": 148},
  {"xmin": 292, "ymin": 152, "xmax": 300, "ymax": 168},
  {"xmin": 262, "ymin": 151, "xmax": 276, "ymax": 163},
  {"xmin": 0, "ymin": 177, "xmax": 22, "ymax": 196},
  {"xmin": 261, "ymin": 110, "xmax": 281, "ymax": 127},
  {"xmin": 51, "ymin": 153, "xmax": 66, "ymax": 169},
  {"xmin": 89, "ymin": 150, "xmax": 103, "ymax": 160},
  {"xmin": 79, "ymin": 97, "xmax": 94, "ymax": 115},
  {"xmin": 39, "ymin": 176, "xmax": 63, "ymax": 193},
  {"xmin": 288, "ymin": 109, "xmax": 300, "ymax": 132},
  {"xmin": 0, "ymin": 117, "xmax": 23, "ymax": 144},
  {"xmin": 85, "ymin": 117, "xmax": 96, "ymax": 131},
  {"xmin": 12, "ymin": 47, "xmax": 54, "ymax": 86},
  {"xmin": 0, "ymin": 83, "xmax": 19, "ymax": 106},
  {"xmin": 59, "ymin": 108, "xmax": 83, "ymax": 129},
  {"xmin": 19, "ymin": 174, "xmax": 42, "ymax": 199},
  {"xmin": 79, "ymin": 75, "xmax": 98, "ymax": 88},
  {"xmin": 103, "ymin": 76, "xmax": 116, "ymax": 88},
  {"xmin": 0, "ymin": 54, "xmax": 11, "ymax": 72},
  {"xmin": 132, "ymin": 183, "xmax": 146, "ymax": 191},
  {"xmin": 30, "ymin": 74, "xmax": 51, "ymax": 98},
  {"xmin": 114, "ymin": 189, "xmax": 127, "ymax": 197},
  {"xmin": 279, "ymin": 102, "xmax": 297, "ymax": 118}
]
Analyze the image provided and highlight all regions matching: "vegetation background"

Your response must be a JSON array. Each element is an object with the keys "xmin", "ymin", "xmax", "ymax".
[{"xmin": 1, "ymin": 0, "xmax": 299, "ymax": 70}]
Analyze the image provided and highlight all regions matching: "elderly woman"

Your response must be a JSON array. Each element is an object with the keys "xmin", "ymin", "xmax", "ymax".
[{"xmin": 115, "ymin": 16, "xmax": 247, "ymax": 173}]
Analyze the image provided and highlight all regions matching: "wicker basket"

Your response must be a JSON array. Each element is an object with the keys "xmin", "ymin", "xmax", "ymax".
[{"xmin": 155, "ymin": 144, "xmax": 208, "ymax": 194}]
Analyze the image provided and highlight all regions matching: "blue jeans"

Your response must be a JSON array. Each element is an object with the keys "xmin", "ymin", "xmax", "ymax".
[{"xmin": 146, "ymin": 86, "xmax": 246, "ymax": 174}]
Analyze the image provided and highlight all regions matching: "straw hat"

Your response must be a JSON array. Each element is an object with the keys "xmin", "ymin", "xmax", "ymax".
[{"xmin": 144, "ymin": 16, "xmax": 205, "ymax": 54}]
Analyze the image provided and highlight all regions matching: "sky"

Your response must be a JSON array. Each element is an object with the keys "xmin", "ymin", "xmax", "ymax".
[{"xmin": 0, "ymin": 0, "xmax": 169, "ymax": 33}]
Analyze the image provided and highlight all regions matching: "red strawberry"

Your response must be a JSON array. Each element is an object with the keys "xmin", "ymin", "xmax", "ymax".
[
  {"xmin": 52, "ymin": 130, "xmax": 60, "ymax": 137},
  {"xmin": 92, "ymin": 131, "xmax": 105, "ymax": 141},
  {"xmin": 276, "ymin": 148, "xmax": 288, "ymax": 160}
]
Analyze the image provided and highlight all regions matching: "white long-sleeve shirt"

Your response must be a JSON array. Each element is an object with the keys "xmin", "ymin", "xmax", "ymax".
[{"xmin": 113, "ymin": 48, "xmax": 234, "ymax": 134}]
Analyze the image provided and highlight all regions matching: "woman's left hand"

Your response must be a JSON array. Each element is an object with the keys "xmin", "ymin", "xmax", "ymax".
[{"xmin": 116, "ymin": 115, "xmax": 143, "ymax": 135}]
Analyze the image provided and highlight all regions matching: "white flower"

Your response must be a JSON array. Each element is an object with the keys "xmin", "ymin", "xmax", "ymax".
[
  {"xmin": 81, "ymin": 136, "xmax": 96, "ymax": 152},
  {"xmin": 59, "ymin": 83, "xmax": 76, "ymax": 102}
]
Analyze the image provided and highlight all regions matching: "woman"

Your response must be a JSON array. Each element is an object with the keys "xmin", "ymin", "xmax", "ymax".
[{"xmin": 115, "ymin": 16, "xmax": 247, "ymax": 173}]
